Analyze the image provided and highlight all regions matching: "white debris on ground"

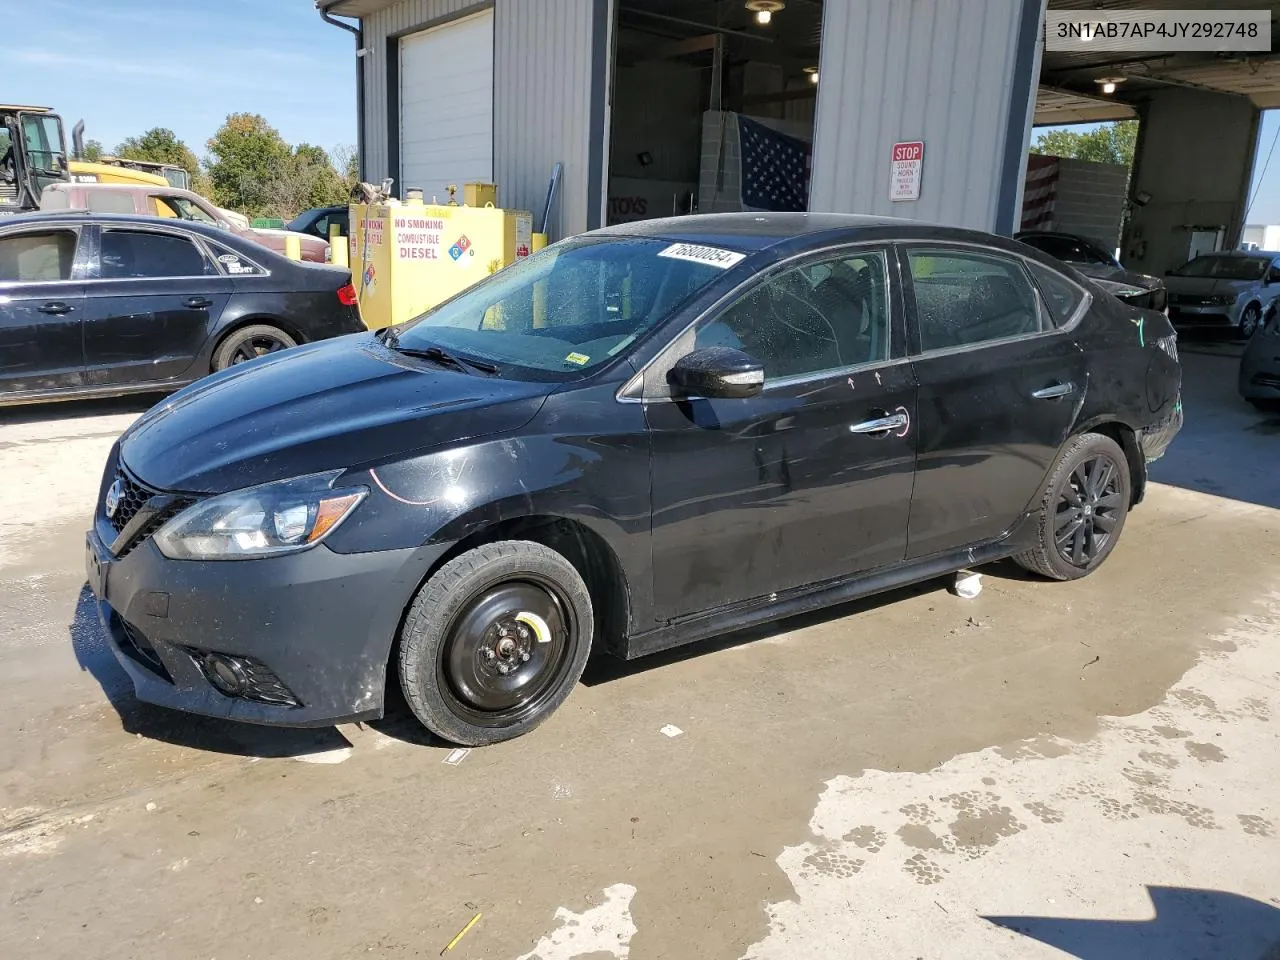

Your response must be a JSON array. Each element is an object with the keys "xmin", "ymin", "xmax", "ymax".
[
  {"xmin": 740, "ymin": 593, "xmax": 1280, "ymax": 959},
  {"xmin": 515, "ymin": 882, "xmax": 639, "ymax": 960}
]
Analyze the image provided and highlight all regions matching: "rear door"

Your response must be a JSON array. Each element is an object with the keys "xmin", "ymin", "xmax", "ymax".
[
  {"xmin": 900, "ymin": 244, "xmax": 1087, "ymax": 559},
  {"xmin": 0, "ymin": 225, "xmax": 87, "ymax": 395},
  {"xmin": 80, "ymin": 225, "xmax": 231, "ymax": 387},
  {"xmin": 646, "ymin": 245, "xmax": 917, "ymax": 622}
]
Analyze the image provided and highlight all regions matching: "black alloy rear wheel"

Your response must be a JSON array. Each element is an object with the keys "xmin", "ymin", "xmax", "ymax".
[
  {"xmin": 398, "ymin": 541, "xmax": 593, "ymax": 746},
  {"xmin": 1014, "ymin": 432, "xmax": 1131, "ymax": 581},
  {"xmin": 212, "ymin": 324, "xmax": 298, "ymax": 371}
]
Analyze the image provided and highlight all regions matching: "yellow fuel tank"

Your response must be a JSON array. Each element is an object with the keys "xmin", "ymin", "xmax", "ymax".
[{"xmin": 348, "ymin": 195, "xmax": 533, "ymax": 330}]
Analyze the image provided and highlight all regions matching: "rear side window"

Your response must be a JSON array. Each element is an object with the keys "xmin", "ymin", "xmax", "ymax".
[
  {"xmin": 1028, "ymin": 261, "xmax": 1086, "ymax": 326},
  {"xmin": 100, "ymin": 230, "xmax": 212, "ymax": 279},
  {"xmin": 0, "ymin": 230, "xmax": 78, "ymax": 282},
  {"xmin": 85, "ymin": 191, "xmax": 138, "ymax": 215},
  {"xmin": 208, "ymin": 243, "xmax": 267, "ymax": 276},
  {"xmin": 906, "ymin": 249, "xmax": 1044, "ymax": 352}
]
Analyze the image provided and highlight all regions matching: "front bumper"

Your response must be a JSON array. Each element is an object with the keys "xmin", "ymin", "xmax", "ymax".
[
  {"xmin": 86, "ymin": 524, "xmax": 432, "ymax": 727},
  {"xmin": 1239, "ymin": 344, "xmax": 1280, "ymax": 400},
  {"xmin": 1167, "ymin": 303, "xmax": 1240, "ymax": 328}
]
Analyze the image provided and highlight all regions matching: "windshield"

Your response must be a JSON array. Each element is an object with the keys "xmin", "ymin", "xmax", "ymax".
[
  {"xmin": 1171, "ymin": 255, "xmax": 1268, "ymax": 281},
  {"xmin": 388, "ymin": 237, "xmax": 735, "ymax": 378},
  {"xmin": 163, "ymin": 168, "xmax": 190, "ymax": 190}
]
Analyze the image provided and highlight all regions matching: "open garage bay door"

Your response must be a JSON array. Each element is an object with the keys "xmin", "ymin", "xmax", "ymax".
[{"xmin": 399, "ymin": 10, "xmax": 494, "ymax": 201}]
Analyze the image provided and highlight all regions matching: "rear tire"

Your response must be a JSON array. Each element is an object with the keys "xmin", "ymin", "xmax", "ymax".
[
  {"xmin": 398, "ymin": 541, "xmax": 593, "ymax": 746},
  {"xmin": 1014, "ymin": 432, "xmax": 1131, "ymax": 581},
  {"xmin": 212, "ymin": 324, "xmax": 297, "ymax": 371}
]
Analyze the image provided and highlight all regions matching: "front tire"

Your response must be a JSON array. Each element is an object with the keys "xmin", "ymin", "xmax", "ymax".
[
  {"xmin": 398, "ymin": 541, "xmax": 594, "ymax": 746},
  {"xmin": 1014, "ymin": 433, "xmax": 1131, "ymax": 581},
  {"xmin": 1240, "ymin": 303, "xmax": 1262, "ymax": 340}
]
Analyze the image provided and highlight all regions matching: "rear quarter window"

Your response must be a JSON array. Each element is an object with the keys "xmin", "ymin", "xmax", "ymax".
[
  {"xmin": 85, "ymin": 191, "xmax": 139, "ymax": 215},
  {"xmin": 1027, "ymin": 261, "xmax": 1087, "ymax": 327},
  {"xmin": 209, "ymin": 244, "xmax": 267, "ymax": 276}
]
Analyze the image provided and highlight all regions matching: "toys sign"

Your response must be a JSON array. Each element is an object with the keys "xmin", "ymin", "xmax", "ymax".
[{"xmin": 890, "ymin": 141, "xmax": 924, "ymax": 202}]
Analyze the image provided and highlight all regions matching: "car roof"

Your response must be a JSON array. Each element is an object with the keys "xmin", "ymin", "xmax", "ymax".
[
  {"xmin": 1, "ymin": 210, "xmax": 287, "ymax": 262},
  {"xmin": 594, "ymin": 212, "xmax": 1007, "ymax": 252},
  {"xmin": 45, "ymin": 181, "xmax": 202, "ymax": 201}
]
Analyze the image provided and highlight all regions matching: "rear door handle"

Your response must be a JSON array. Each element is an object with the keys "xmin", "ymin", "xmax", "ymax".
[
  {"xmin": 38, "ymin": 301, "xmax": 73, "ymax": 315},
  {"xmin": 849, "ymin": 413, "xmax": 908, "ymax": 435},
  {"xmin": 1032, "ymin": 382, "xmax": 1075, "ymax": 400},
  {"xmin": 184, "ymin": 297, "xmax": 213, "ymax": 309}
]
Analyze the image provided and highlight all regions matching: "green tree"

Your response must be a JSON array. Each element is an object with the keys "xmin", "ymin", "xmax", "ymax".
[
  {"xmin": 1031, "ymin": 120, "xmax": 1138, "ymax": 167},
  {"xmin": 204, "ymin": 113, "xmax": 292, "ymax": 217},
  {"xmin": 115, "ymin": 127, "xmax": 202, "ymax": 181},
  {"xmin": 81, "ymin": 139, "xmax": 104, "ymax": 162}
]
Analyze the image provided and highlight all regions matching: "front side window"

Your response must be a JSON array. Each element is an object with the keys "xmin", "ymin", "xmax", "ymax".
[
  {"xmin": 0, "ymin": 230, "xmax": 77, "ymax": 282},
  {"xmin": 695, "ymin": 250, "xmax": 891, "ymax": 380},
  {"xmin": 390, "ymin": 237, "xmax": 734, "ymax": 379},
  {"xmin": 100, "ymin": 230, "xmax": 211, "ymax": 279},
  {"xmin": 156, "ymin": 196, "xmax": 218, "ymax": 225},
  {"xmin": 907, "ymin": 248, "xmax": 1043, "ymax": 351}
]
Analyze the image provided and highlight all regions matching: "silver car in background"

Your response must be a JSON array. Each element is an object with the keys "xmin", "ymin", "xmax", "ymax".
[{"xmin": 1165, "ymin": 251, "xmax": 1280, "ymax": 339}]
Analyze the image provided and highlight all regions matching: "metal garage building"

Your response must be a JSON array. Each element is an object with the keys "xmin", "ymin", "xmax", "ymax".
[{"xmin": 319, "ymin": 0, "xmax": 1280, "ymax": 275}]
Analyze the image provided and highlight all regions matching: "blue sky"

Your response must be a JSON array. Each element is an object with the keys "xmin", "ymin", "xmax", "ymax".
[
  {"xmin": 1034, "ymin": 111, "xmax": 1280, "ymax": 225},
  {"xmin": 3, "ymin": 0, "xmax": 355, "ymax": 160}
]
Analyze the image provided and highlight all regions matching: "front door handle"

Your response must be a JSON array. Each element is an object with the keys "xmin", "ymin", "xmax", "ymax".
[
  {"xmin": 1032, "ymin": 382, "xmax": 1075, "ymax": 400},
  {"xmin": 38, "ymin": 301, "xmax": 73, "ymax": 315},
  {"xmin": 849, "ymin": 413, "xmax": 908, "ymax": 435},
  {"xmin": 184, "ymin": 297, "xmax": 214, "ymax": 309}
]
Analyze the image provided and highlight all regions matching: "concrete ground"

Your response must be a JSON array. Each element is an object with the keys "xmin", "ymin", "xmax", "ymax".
[{"xmin": 1, "ymin": 345, "xmax": 1278, "ymax": 960}]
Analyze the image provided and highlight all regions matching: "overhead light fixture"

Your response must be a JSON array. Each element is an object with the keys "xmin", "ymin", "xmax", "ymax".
[
  {"xmin": 804, "ymin": 65, "xmax": 819, "ymax": 85},
  {"xmin": 1096, "ymin": 76, "xmax": 1126, "ymax": 95},
  {"xmin": 746, "ymin": 0, "xmax": 784, "ymax": 26}
]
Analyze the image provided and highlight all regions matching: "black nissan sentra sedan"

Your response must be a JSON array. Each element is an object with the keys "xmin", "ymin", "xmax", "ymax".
[{"xmin": 86, "ymin": 213, "xmax": 1183, "ymax": 746}]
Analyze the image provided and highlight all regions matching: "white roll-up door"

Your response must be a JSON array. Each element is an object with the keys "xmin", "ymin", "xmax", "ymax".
[{"xmin": 399, "ymin": 9, "xmax": 494, "ymax": 201}]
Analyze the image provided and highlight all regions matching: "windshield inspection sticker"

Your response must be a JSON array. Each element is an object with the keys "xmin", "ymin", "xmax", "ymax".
[
  {"xmin": 564, "ymin": 352, "xmax": 590, "ymax": 366},
  {"xmin": 657, "ymin": 243, "xmax": 745, "ymax": 269}
]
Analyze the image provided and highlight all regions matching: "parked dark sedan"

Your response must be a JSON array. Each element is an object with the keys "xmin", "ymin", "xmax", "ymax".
[
  {"xmin": 0, "ymin": 211, "xmax": 365, "ymax": 405},
  {"xmin": 85, "ymin": 213, "xmax": 1182, "ymax": 746},
  {"xmin": 1015, "ymin": 229, "xmax": 1166, "ymax": 311}
]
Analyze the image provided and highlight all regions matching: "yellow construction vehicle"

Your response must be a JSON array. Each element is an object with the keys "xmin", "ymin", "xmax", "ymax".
[
  {"xmin": 0, "ymin": 104, "xmax": 70, "ymax": 214},
  {"xmin": 68, "ymin": 121, "xmax": 192, "ymax": 189}
]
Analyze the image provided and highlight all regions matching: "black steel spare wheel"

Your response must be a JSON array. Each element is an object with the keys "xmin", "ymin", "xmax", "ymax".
[
  {"xmin": 213, "ymin": 324, "xmax": 298, "ymax": 371},
  {"xmin": 1014, "ymin": 432, "xmax": 1131, "ymax": 581},
  {"xmin": 398, "ymin": 541, "xmax": 594, "ymax": 746}
]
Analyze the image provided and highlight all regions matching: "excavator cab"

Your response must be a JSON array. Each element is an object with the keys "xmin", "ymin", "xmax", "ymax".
[{"xmin": 0, "ymin": 105, "xmax": 70, "ymax": 214}]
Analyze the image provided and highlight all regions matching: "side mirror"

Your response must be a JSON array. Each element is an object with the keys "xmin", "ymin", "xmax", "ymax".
[{"xmin": 668, "ymin": 347, "xmax": 764, "ymax": 399}]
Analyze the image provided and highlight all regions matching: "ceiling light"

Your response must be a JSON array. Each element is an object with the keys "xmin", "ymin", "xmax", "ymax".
[
  {"xmin": 1096, "ymin": 76, "xmax": 1126, "ymax": 95},
  {"xmin": 804, "ymin": 65, "xmax": 819, "ymax": 85},
  {"xmin": 746, "ymin": 1, "xmax": 784, "ymax": 26}
]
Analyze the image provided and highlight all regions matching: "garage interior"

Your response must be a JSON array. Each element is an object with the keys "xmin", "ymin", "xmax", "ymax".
[
  {"xmin": 607, "ymin": 0, "xmax": 823, "ymax": 225},
  {"xmin": 1033, "ymin": 0, "xmax": 1280, "ymax": 275}
]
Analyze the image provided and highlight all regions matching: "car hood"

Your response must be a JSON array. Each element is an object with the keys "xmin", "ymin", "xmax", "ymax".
[
  {"xmin": 1073, "ymin": 263, "xmax": 1163, "ymax": 290},
  {"xmin": 1164, "ymin": 276, "xmax": 1258, "ymax": 296},
  {"xmin": 118, "ymin": 336, "xmax": 554, "ymax": 494}
]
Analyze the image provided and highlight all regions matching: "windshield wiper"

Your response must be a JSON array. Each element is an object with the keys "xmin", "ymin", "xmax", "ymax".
[{"xmin": 390, "ymin": 342, "xmax": 500, "ymax": 376}]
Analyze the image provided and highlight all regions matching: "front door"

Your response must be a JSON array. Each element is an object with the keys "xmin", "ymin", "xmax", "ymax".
[
  {"xmin": 900, "ymin": 244, "xmax": 1088, "ymax": 558},
  {"xmin": 81, "ymin": 226, "xmax": 230, "ymax": 386},
  {"xmin": 0, "ymin": 225, "xmax": 86, "ymax": 395},
  {"xmin": 647, "ymin": 246, "xmax": 917, "ymax": 624}
]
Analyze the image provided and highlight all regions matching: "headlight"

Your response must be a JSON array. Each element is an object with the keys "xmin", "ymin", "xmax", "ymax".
[{"xmin": 153, "ymin": 472, "xmax": 366, "ymax": 561}]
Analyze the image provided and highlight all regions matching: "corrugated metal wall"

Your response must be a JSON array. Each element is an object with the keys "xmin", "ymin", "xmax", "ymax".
[
  {"xmin": 359, "ymin": 0, "xmax": 606, "ymax": 239},
  {"xmin": 810, "ymin": 0, "xmax": 1044, "ymax": 233},
  {"xmin": 494, "ymin": 0, "xmax": 604, "ymax": 238}
]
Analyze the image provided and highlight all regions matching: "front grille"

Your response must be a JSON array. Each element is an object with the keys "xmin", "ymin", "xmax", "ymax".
[
  {"xmin": 1170, "ymin": 294, "xmax": 1227, "ymax": 307},
  {"xmin": 117, "ymin": 617, "xmax": 173, "ymax": 683},
  {"xmin": 104, "ymin": 466, "xmax": 196, "ymax": 558}
]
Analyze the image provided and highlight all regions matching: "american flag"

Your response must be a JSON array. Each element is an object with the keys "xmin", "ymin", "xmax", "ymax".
[
  {"xmin": 1021, "ymin": 154, "xmax": 1059, "ymax": 231},
  {"xmin": 739, "ymin": 116, "xmax": 811, "ymax": 212}
]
